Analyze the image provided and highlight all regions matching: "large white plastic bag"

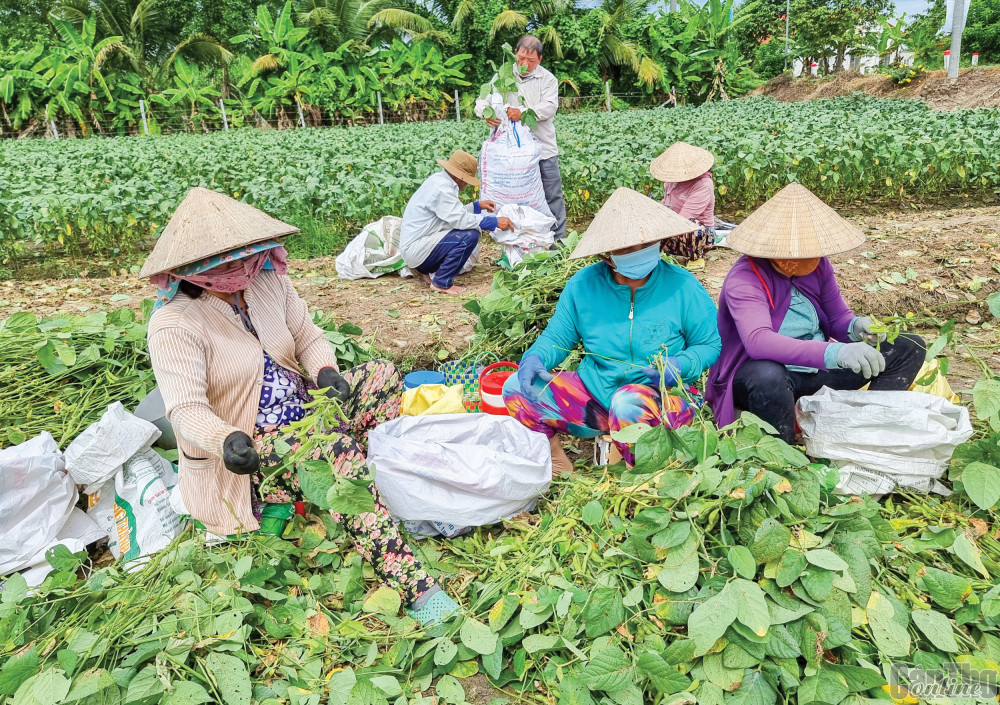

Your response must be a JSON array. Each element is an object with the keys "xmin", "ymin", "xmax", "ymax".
[
  {"xmin": 796, "ymin": 388, "xmax": 973, "ymax": 495},
  {"xmin": 64, "ymin": 402, "xmax": 161, "ymax": 493},
  {"xmin": 369, "ymin": 413, "xmax": 551, "ymax": 528},
  {"xmin": 479, "ymin": 119, "xmax": 553, "ymax": 218},
  {"xmin": 0, "ymin": 433, "xmax": 77, "ymax": 575},
  {"xmin": 88, "ymin": 448, "xmax": 183, "ymax": 563},
  {"xmin": 491, "ymin": 204, "xmax": 555, "ymax": 267},
  {"xmin": 335, "ymin": 216, "xmax": 406, "ymax": 280}
]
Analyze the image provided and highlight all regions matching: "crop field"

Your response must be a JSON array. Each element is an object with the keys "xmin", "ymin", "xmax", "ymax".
[
  {"xmin": 2, "ymin": 96, "xmax": 999, "ymax": 267},
  {"xmin": 3, "ymin": 93, "xmax": 1000, "ymax": 705}
]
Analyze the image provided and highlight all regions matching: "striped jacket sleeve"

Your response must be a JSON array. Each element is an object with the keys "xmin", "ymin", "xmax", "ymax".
[
  {"xmin": 281, "ymin": 276, "xmax": 341, "ymax": 380},
  {"xmin": 148, "ymin": 326, "xmax": 239, "ymax": 457}
]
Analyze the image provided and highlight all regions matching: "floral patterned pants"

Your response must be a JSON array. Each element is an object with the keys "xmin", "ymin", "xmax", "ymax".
[
  {"xmin": 252, "ymin": 360, "xmax": 434, "ymax": 604},
  {"xmin": 501, "ymin": 370, "xmax": 697, "ymax": 465}
]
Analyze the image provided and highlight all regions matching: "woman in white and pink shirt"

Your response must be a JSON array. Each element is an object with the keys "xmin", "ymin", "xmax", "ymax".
[{"xmin": 651, "ymin": 142, "xmax": 717, "ymax": 263}]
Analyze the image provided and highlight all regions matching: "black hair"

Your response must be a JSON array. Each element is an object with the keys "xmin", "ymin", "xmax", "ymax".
[{"xmin": 178, "ymin": 280, "xmax": 204, "ymax": 299}]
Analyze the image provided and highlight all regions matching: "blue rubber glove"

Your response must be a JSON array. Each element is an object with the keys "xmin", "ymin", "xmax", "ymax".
[
  {"xmin": 641, "ymin": 357, "xmax": 682, "ymax": 388},
  {"xmin": 518, "ymin": 354, "xmax": 553, "ymax": 404}
]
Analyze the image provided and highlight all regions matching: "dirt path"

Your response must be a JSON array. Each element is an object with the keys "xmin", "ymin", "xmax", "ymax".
[
  {"xmin": 2, "ymin": 204, "xmax": 997, "ymax": 388},
  {"xmin": 755, "ymin": 67, "xmax": 1000, "ymax": 110}
]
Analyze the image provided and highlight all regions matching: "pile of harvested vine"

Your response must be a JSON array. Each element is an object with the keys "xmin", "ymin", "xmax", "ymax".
[
  {"xmin": 5, "ymin": 372, "xmax": 1000, "ymax": 705},
  {"xmin": 0, "ymin": 307, "xmax": 375, "ymax": 450}
]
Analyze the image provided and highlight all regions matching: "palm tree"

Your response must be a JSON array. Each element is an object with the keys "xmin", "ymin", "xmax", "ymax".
[
  {"xmin": 593, "ymin": 0, "xmax": 663, "ymax": 86},
  {"xmin": 50, "ymin": 0, "xmax": 232, "ymax": 90}
]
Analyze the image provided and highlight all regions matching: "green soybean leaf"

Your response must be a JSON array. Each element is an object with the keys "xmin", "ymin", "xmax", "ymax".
[
  {"xmin": 0, "ymin": 647, "xmax": 39, "ymax": 695},
  {"xmin": 729, "ymin": 546, "xmax": 757, "ymax": 579},
  {"xmin": 961, "ymin": 462, "xmax": 1000, "ymax": 510},
  {"xmin": 688, "ymin": 590, "xmax": 738, "ymax": 656},
  {"xmin": 636, "ymin": 651, "xmax": 690, "ymax": 694},
  {"xmin": 657, "ymin": 533, "xmax": 700, "ymax": 592},
  {"xmin": 162, "ymin": 681, "xmax": 213, "ymax": 705},
  {"xmin": 805, "ymin": 549, "xmax": 849, "ymax": 572},
  {"xmin": 581, "ymin": 501, "xmax": 604, "ymax": 527},
  {"xmin": 776, "ymin": 550, "xmax": 807, "ymax": 588},
  {"xmin": 558, "ymin": 677, "xmax": 595, "ymax": 705},
  {"xmin": 205, "ymin": 652, "xmax": 251, "ymax": 705},
  {"xmin": 921, "ymin": 566, "xmax": 972, "ymax": 610},
  {"xmin": 911, "ymin": 609, "xmax": 960, "ymax": 653},
  {"xmin": 460, "ymin": 618, "xmax": 499, "ymax": 655},
  {"xmin": 730, "ymin": 579, "xmax": 770, "ymax": 638},
  {"xmin": 866, "ymin": 592, "xmax": 910, "ymax": 657},
  {"xmin": 583, "ymin": 588, "xmax": 624, "ymax": 638},
  {"xmin": 581, "ymin": 645, "xmax": 632, "ymax": 692},
  {"xmin": 798, "ymin": 669, "xmax": 848, "ymax": 705},
  {"xmin": 751, "ymin": 519, "xmax": 791, "ymax": 564},
  {"xmin": 728, "ymin": 670, "xmax": 777, "ymax": 705}
]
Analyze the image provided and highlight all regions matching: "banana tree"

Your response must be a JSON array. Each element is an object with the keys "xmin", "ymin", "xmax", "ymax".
[
  {"xmin": 0, "ymin": 44, "xmax": 47, "ymax": 131},
  {"xmin": 149, "ymin": 56, "xmax": 221, "ymax": 131},
  {"xmin": 32, "ymin": 16, "xmax": 129, "ymax": 134},
  {"xmin": 690, "ymin": 0, "xmax": 758, "ymax": 101},
  {"xmin": 233, "ymin": 2, "xmax": 315, "ymax": 76}
]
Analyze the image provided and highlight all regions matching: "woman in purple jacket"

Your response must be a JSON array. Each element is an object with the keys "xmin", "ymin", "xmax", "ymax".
[{"xmin": 706, "ymin": 184, "xmax": 925, "ymax": 443}]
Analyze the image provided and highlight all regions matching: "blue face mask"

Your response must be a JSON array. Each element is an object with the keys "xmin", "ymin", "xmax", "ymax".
[{"xmin": 609, "ymin": 243, "xmax": 661, "ymax": 280}]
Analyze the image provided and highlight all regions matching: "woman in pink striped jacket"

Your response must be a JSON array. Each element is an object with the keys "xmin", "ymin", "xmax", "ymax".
[{"xmin": 141, "ymin": 187, "xmax": 458, "ymax": 625}]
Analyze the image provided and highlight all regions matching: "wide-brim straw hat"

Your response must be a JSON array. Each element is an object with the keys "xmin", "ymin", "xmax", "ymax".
[
  {"xmin": 436, "ymin": 150, "xmax": 481, "ymax": 187},
  {"xmin": 650, "ymin": 142, "xmax": 715, "ymax": 182},
  {"xmin": 726, "ymin": 183, "xmax": 865, "ymax": 259},
  {"xmin": 570, "ymin": 187, "xmax": 701, "ymax": 260},
  {"xmin": 139, "ymin": 187, "xmax": 300, "ymax": 278}
]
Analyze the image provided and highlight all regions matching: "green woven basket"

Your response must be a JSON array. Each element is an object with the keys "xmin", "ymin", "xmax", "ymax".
[{"xmin": 440, "ymin": 352, "xmax": 500, "ymax": 412}]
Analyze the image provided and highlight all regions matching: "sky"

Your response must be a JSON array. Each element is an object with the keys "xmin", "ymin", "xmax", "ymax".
[{"xmin": 578, "ymin": 0, "xmax": 933, "ymax": 17}]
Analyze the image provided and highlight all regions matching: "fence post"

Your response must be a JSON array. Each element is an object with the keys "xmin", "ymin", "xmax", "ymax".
[
  {"xmin": 296, "ymin": 97, "xmax": 306, "ymax": 128},
  {"xmin": 972, "ymin": 52, "xmax": 979, "ymax": 65},
  {"xmin": 455, "ymin": 89, "xmax": 461, "ymax": 122},
  {"xmin": 605, "ymin": 81, "xmax": 611, "ymax": 112},
  {"xmin": 947, "ymin": 0, "xmax": 964, "ymax": 79},
  {"xmin": 943, "ymin": 50, "xmax": 950, "ymax": 71},
  {"xmin": 219, "ymin": 98, "xmax": 229, "ymax": 131},
  {"xmin": 51, "ymin": 120, "xmax": 59, "ymax": 139},
  {"xmin": 139, "ymin": 99, "xmax": 149, "ymax": 135},
  {"xmin": 377, "ymin": 91, "xmax": 384, "ymax": 125}
]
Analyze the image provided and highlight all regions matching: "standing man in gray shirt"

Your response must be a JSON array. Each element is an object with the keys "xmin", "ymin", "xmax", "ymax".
[{"xmin": 485, "ymin": 35, "xmax": 567, "ymax": 240}]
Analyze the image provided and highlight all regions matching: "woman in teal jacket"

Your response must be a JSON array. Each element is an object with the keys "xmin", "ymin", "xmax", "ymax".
[{"xmin": 502, "ymin": 188, "xmax": 721, "ymax": 472}]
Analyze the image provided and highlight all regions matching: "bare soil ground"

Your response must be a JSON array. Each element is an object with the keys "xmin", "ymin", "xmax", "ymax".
[
  {"xmin": 2, "ymin": 204, "xmax": 997, "ymax": 389},
  {"xmin": 755, "ymin": 67, "xmax": 1000, "ymax": 110}
]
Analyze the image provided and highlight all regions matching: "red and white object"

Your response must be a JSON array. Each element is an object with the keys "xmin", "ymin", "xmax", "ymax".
[{"xmin": 479, "ymin": 362, "xmax": 518, "ymax": 415}]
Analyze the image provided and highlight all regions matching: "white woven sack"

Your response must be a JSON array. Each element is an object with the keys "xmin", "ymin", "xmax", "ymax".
[
  {"xmin": 796, "ymin": 388, "xmax": 973, "ymax": 495},
  {"xmin": 335, "ymin": 216, "xmax": 406, "ymax": 280},
  {"xmin": 479, "ymin": 119, "xmax": 552, "ymax": 217},
  {"xmin": 369, "ymin": 413, "xmax": 551, "ymax": 528}
]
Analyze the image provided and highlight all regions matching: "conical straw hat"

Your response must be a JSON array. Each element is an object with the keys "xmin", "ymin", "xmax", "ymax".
[
  {"xmin": 436, "ymin": 150, "xmax": 481, "ymax": 187},
  {"xmin": 650, "ymin": 142, "xmax": 714, "ymax": 182},
  {"xmin": 139, "ymin": 187, "xmax": 300, "ymax": 278},
  {"xmin": 570, "ymin": 188, "xmax": 701, "ymax": 260},
  {"xmin": 726, "ymin": 183, "xmax": 865, "ymax": 259}
]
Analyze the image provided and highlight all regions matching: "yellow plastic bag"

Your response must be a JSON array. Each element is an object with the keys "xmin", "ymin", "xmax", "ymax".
[
  {"xmin": 910, "ymin": 359, "xmax": 960, "ymax": 403},
  {"xmin": 401, "ymin": 384, "xmax": 466, "ymax": 416}
]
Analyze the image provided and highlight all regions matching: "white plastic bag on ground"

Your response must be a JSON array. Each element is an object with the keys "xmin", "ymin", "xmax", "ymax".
[
  {"xmin": 369, "ymin": 413, "xmax": 551, "ymax": 535},
  {"xmin": 0, "ymin": 433, "xmax": 77, "ymax": 575},
  {"xmin": 335, "ymin": 216, "xmax": 406, "ymax": 280},
  {"xmin": 796, "ymin": 388, "xmax": 973, "ymax": 495},
  {"xmin": 491, "ymin": 204, "xmax": 555, "ymax": 267},
  {"xmin": 65, "ymin": 402, "xmax": 161, "ymax": 493},
  {"xmin": 479, "ymin": 119, "xmax": 553, "ymax": 218},
  {"xmin": 88, "ymin": 448, "xmax": 183, "ymax": 563},
  {"xmin": 20, "ymin": 508, "xmax": 105, "ymax": 586}
]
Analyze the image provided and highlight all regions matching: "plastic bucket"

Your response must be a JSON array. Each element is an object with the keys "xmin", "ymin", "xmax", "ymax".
[
  {"xmin": 404, "ymin": 370, "xmax": 446, "ymax": 390},
  {"xmin": 479, "ymin": 362, "xmax": 518, "ymax": 416},
  {"xmin": 258, "ymin": 503, "xmax": 294, "ymax": 536}
]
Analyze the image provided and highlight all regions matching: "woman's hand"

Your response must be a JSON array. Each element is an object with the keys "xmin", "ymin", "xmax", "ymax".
[
  {"xmin": 641, "ymin": 357, "xmax": 682, "ymax": 388},
  {"xmin": 836, "ymin": 342, "xmax": 885, "ymax": 379},
  {"xmin": 223, "ymin": 431, "xmax": 259, "ymax": 475},
  {"xmin": 317, "ymin": 366, "xmax": 351, "ymax": 401},
  {"xmin": 518, "ymin": 354, "xmax": 553, "ymax": 403}
]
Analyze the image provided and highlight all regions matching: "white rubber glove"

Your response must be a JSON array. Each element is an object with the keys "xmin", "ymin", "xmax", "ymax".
[{"xmin": 836, "ymin": 342, "xmax": 886, "ymax": 379}]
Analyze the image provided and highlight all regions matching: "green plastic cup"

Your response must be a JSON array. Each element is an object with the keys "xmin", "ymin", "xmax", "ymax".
[{"xmin": 258, "ymin": 503, "xmax": 294, "ymax": 536}]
